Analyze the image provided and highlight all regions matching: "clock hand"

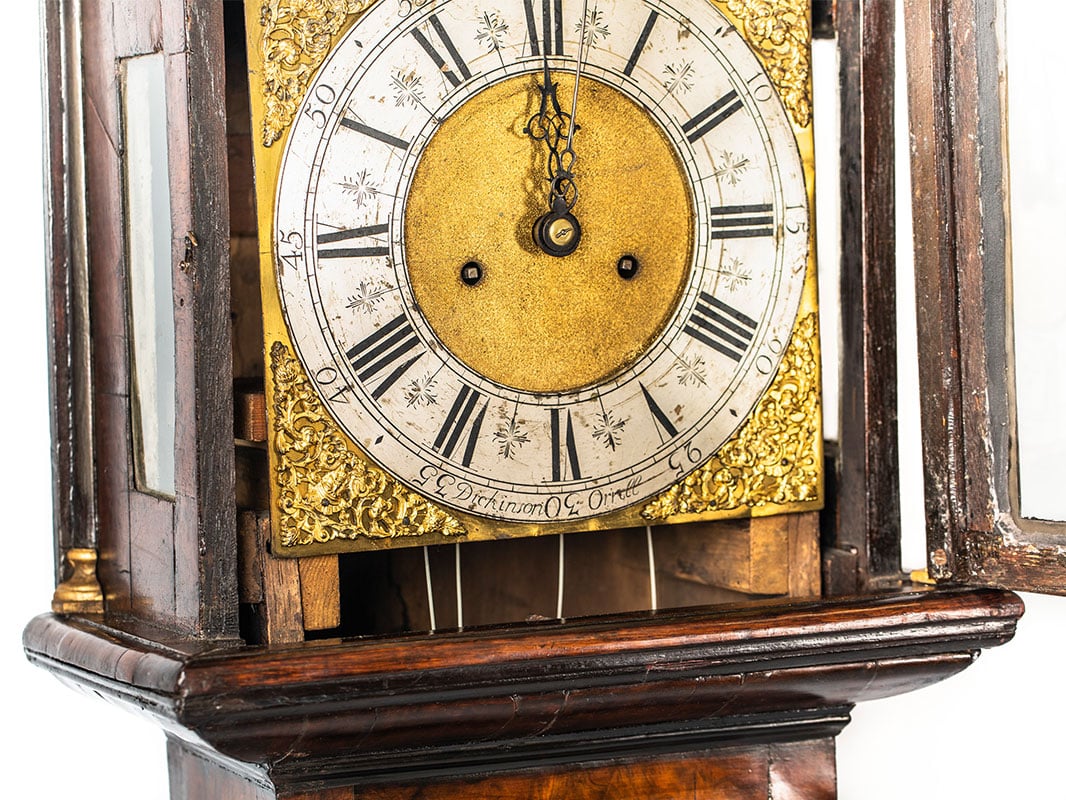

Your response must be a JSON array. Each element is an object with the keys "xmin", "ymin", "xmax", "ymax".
[{"xmin": 526, "ymin": 1, "xmax": 589, "ymax": 257}]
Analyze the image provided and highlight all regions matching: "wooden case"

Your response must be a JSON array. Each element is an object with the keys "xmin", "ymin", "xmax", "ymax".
[{"xmin": 24, "ymin": 0, "xmax": 1054, "ymax": 798}]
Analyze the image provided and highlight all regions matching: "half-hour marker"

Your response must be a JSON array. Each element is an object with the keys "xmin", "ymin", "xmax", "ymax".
[
  {"xmin": 317, "ymin": 222, "xmax": 390, "ymax": 259},
  {"xmin": 684, "ymin": 292, "xmax": 757, "ymax": 362},
  {"xmin": 623, "ymin": 11, "xmax": 658, "ymax": 76},
  {"xmin": 682, "ymin": 90, "xmax": 744, "ymax": 142},
  {"xmin": 410, "ymin": 16, "xmax": 473, "ymax": 89},
  {"xmin": 523, "ymin": 0, "xmax": 564, "ymax": 57},
  {"xmin": 640, "ymin": 383, "xmax": 679, "ymax": 440},
  {"xmin": 549, "ymin": 408, "xmax": 581, "ymax": 482},
  {"xmin": 710, "ymin": 204, "xmax": 774, "ymax": 239},
  {"xmin": 345, "ymin": 314, "xmax": 425, "ymax": 399},
  {"xmin": 433, "ymin": 385, "xmax": 487, "ymax": 467},
  {"xmin": 339, "ymin": 117, "xmax": 410, "ymax": 150}
]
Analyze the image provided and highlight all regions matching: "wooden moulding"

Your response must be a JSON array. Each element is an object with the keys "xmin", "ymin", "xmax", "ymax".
[{"xmin": 25, "ymin": 587, "xmax": 1022, "ymax": 794}]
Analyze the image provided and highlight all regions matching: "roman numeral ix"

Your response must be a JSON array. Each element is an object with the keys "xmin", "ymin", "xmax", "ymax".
[
  {"xmin": 684, "ymin": 293, "xmax": 757, "ymax": 363},
  {"xmin": 345, "ymin": 314, "xmax": 424, "ymax": 400}
]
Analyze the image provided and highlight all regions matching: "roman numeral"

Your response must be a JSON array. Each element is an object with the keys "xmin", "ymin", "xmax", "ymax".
[
  {"xmin": 410, "ymin": 16, "xmax": 472, "ymax": 89},
  {"xmin": 339, "ymin": 117, "xmax": 410, "ymax": 150},
  {"xmin": 640, "ymin": 382, "xmax": 678, "ymax": 440},
  {"xmin": 710, "ymin": 204, "xmax": 774, "ymax": 239},
  {"xmin": 317, "ymin": 222, "xmax": 390, "ymax": 259},
  {"xmin": 345, "ymin": 314, "xmax": 424, "ymax": 400},
  {"xmin": 682, "ymin": 90, "xmax": 744, "ymax": 142},
  {"xmin": 684, "ymin": 292, "xmax": 757, "ymax": 363},
  {"xmin": 624, "ymin": 11, "xmax": 659, "ymax": 76},
  {"xmin": 523, "ymin": 0, "xmax": 564, "ymax": 57},
  {"xmin": 433, "ymin": 385, "xmax": 487, "ymax": 466},
  {"xmin": 549, "ymin": 408, "xmax": 581, "ymax": 482}
]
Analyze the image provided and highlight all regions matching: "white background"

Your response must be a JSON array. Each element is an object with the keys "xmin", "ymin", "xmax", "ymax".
[{"xmin": 3, "ymin": 3, "xmax": 1063, "ymax": 798}]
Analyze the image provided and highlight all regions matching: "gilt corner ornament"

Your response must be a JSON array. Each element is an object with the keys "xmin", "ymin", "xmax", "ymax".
[
  {"xmin": 270, "ymin": 341, "xmax": 466, "ymax": 548},
  {"xmin": 641, "ymin": 312, "xmax": 821, "ymax": 521},
  {"xmin": 725, "ymin": 0, "xmax": 812, "ymax": 129},
  {"xmin": 258, "ymin": 0, "xmax": 376, "ymax": 147}
]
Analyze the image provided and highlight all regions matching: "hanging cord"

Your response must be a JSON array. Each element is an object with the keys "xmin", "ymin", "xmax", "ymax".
[
  {"xmin": 455, "ymin": 543, "xmax": 464, "ymax": 629},
  {"xmin": 556, "ymin": 533, "xmax": 566, "ymax": 619},
  {"xmin": 423, "ymin": 546, "xmax": 437, "ymax": 631},
  {"xmin": 645, "ymin": 525, "xmax": 658, "ymax": 611}
]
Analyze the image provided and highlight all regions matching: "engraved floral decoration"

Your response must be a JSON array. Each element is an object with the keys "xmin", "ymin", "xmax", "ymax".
[
  {"xmin": 712, "ymin": 151, "xmax": 750, "ymax": 186},
  {"xmin": 475, "ymin": 11, "xmax": 510, "ymax": 51},
  {"xmin": 391, "ymin": 69, "xmax": 426, "ymax": 108},
  {"xmin": 576, "ymin": 6, "xmax": 610, "ymax": 47},
  {"xmin": 715, "ymin": 255, "xmax": 751, "ymax": 292},
  {"xmin": 345, "ymin": 279, "xmax": 393, "ymax": 314},
  {"xmin": 592, "ymin": 410, "xmax": 627, "ymax": 451},
  {"xmin": 643, "ymin": 313, "xmax": 821, "ymax": 520},
  {"xmin": 725, "ymin": 0, "xmax": 811, "ymax": 128},
  {"xmin": 663, "ymin": 61, "xmax": 696, "ymax": 96},
  {"xmin": 675, "ymin": 354, "xmax": 707, "ymax": 387},
  {"xmin": 270, "ymin": 342, "xmax": 465, "ymax": 547},
  {"xmin": 339, "ymin": 168, "xmax": 379, "ymax": 207},
  {"xmin": 494, "ymin": 417, "xmax": 530, "ymax": 459},
  {"xmin": 258, "ymin": 0, "xmax": 376, "ymax": 147}
]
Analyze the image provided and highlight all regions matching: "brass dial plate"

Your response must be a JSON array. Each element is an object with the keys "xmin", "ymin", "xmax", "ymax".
[
  {"xmin": 250, "ymin": 0, "xmax": 822, "ymax": 551},
  {"xmin": 406, "ymin": 73, "xmax": 693, "ymax": 393}
]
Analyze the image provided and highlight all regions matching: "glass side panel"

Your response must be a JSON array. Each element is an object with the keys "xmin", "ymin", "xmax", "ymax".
[
  {"xmin": 1006, "ymin": 2, "xmax": 1066, "ymax": 523},
  {"xmin": 123, "ymin": 53, "xmax": 176, "ymax": 497}
]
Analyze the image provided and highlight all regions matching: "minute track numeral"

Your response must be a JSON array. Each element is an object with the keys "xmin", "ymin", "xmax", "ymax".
[
  {"xmin": 410, "ymin": 16, "xmax": 473, "ymax": 89},
  {"xmin": 684, "ymin": 292, "xmax": 757, "ymax": 363},
  {"xmin": 433, "ymin": 385, "xmax": 487, "ymax": 467},
  {"xmin": 523, "ymin": 0, "xmax": 564, "ymax": 57},
  {"xmin": 710, "ymin": 203, "xmax": 774, "ymax": 239},
  {"xmin": 345, "ymin": 314, "xmax": 424, "ymax": 400},
  {"xmin": 549, "ymin": 408, "xmax": 581, "ymax": 482},
  {"xmin": 317, "ymin": 223, "xmax": 390, "ymax": 259},
  {"xmin": 682, "ymin": 89, "xmax": 744, "ymax": 143}
]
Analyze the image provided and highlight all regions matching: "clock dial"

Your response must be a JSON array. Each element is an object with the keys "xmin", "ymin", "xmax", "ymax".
[{"xmin": 274, "ymin": 0, "xmax": 810, "ymax": 525}]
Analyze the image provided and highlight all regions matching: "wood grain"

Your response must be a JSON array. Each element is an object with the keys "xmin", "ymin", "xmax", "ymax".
[
  {"xmin": 24, "ymin": 587, "xmax": 1022, "ymax": 793},
  {"xmin": 831, "ymin": 0, "xmax": 902, "ymax": 592},
  {"xmin": 904, "ymin": 0, "xmax": 1066, "ymax": 592},
  {"xmin": 299, "ymin": 556, "xmax": 341, "ymax": 631}
]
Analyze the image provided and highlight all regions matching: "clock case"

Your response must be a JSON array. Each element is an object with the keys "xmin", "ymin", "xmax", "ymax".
[{"xmin": 23, "ymin": 0, "xmax": 1051, "ymax": 798}]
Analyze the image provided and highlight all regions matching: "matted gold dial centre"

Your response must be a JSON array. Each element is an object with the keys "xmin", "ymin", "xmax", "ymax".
[{"xmin": 404, "ymin": 74, "xmax": 694, "ymax": 394}]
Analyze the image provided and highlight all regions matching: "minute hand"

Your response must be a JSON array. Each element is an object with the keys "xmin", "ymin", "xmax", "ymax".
[{"xmin": 531, "ymin": 0, "xmax": 589, "ymax": 257}]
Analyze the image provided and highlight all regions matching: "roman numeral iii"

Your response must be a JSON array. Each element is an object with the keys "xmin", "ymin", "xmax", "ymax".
[{"xmin": 710, "ymin": 204, "xmax": 774, "ymax": 239}]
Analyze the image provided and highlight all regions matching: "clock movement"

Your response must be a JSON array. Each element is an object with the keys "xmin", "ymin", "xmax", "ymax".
[
  {"xmin": 23, "ymin": 0, "xmax": 1057, "ymax": 798},
  {"xmin": 254, "ymin": 0, "xmax": 821, "ymax": 556}
]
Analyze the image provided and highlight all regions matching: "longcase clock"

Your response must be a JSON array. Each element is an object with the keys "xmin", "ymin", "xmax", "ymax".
[{"xmin": 21, "ymin": 1, "xmax": 1049, "ymax": 799}]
